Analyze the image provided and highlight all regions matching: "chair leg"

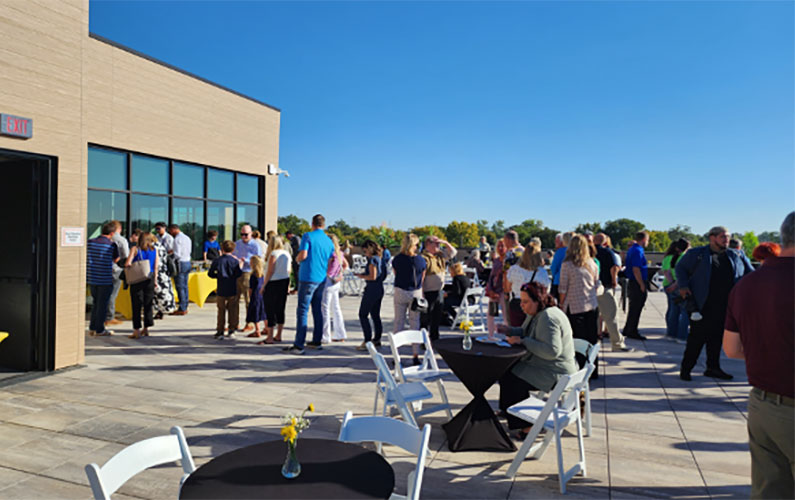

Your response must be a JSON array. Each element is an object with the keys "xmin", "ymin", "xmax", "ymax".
[
  {"xmin": 576, "ymin": 412, "xmax": 587, "ymax": 477},
  {"xmin": 373, "ymin": 388, "xmax": 380, "ymax": 416},
  {"xmin": 505, "ymin": 421, "xmax": 545, "ymax": 478},
  {"xmin": 555, "ymin": 420, "xmax": 566, "ymax": 494},
  {"xmin": 437, "ymin": 379, "xmax": 453, "ymax": 419},
  {"xmin": 530, "ymin": 430, "xmax": 554, "ymax": 459},
  {"xmin": 584, "ymin": 386, "xmax": 592, "ymax": 437}
]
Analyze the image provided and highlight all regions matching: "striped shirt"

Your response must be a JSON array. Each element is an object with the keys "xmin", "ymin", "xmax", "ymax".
[{"xmin": 87, "ymin": 236, "xmax": 118, "ymax": 285}]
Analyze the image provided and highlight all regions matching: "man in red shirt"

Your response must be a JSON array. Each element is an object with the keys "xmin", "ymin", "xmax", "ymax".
[{"xmin": 723, "ymin": 211, "xmax": 794, "ymax": 499}]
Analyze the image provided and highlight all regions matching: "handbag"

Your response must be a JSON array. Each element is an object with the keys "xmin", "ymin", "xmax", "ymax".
[{"xmin": 126, "ymin": 255, "xmax": 151, "ymax": 285}]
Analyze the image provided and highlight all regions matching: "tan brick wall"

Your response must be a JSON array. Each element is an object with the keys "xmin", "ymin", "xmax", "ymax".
[{"xmin": 0, "ymin": 0, "xmax": 280, "ymax": 370}]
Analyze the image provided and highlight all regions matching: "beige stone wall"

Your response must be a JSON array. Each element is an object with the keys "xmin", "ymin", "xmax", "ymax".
[{"xmin": 0, "ymin": 0, "xmax": 280, "ymax": 370}]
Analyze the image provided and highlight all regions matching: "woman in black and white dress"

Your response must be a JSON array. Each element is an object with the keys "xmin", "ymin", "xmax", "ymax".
[{"xmin": 151, "ymin": 233, "xmax": 177, "ymax": 317}]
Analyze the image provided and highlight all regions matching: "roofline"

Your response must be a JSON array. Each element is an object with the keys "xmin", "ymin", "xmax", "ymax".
[{"xmin": 88, "ymin": 32, "xmax": 281, "ymax": 113}]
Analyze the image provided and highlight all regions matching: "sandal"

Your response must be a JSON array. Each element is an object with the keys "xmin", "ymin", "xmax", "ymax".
[
  {"xmin": 247, "ymin": 332, "xmax": 262, "ymax": 338},
  {"xmin": 257, "ymin": 339, "xmax": 275, "ymax": 345},
  {"xmin": 142, "ymin": 329, "xmax": 149, "ymax": 337}
]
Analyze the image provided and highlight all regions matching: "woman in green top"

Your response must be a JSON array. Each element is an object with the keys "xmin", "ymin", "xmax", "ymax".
[
  {"xmin": 662, "ymin": 238, "xmax": 690, "ymax": 342},
  {"xmin": 497, "ymin": 281, "xmax": 578, "ymax": 438}
]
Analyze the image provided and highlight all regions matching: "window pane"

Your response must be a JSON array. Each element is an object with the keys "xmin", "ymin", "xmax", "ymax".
[
  {"xmin": 207, "ymin": 168, "xmax": 233, "ymax": 200},
  {"xmin": 207, "ymin": 201, "xmax": 234, "ymax": 243},
  {"xmin": 87, "ymin": 190, "xmax": 127, "ymax": 239},
  {"xmin": 237, "ymin": 173, "xmax": 259, "ymax": 203},
  {"xmin": 131, "ymin": 194, "xmax": 168, "ymax": 234},
  {"xmin": 132, "ymin": 155, "xmax": 169, "ymax": 194},
  {"xmin": 236, "ymin": 204, "xmax": 260, "ymax": 234},
  {"xmin": 172, "ymin": 198, "xmax": 204, "ymax": 260},
  {"xmin": 173, "ymin": 162, "xmax": 204, "ymax": 198},
  {"xmin": 88, "ymin": 148, "xmax": 127, "ymax": 190}
]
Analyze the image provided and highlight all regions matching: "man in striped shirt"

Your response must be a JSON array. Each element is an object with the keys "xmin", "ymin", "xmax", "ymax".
[{"xmin": 87, "ymin": 221, "xmax": 119, "ymax": 336}]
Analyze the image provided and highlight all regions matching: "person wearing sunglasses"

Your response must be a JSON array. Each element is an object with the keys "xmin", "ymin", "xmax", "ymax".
[{"xmin": 232, "ymin": 224, "xmax": 264, "ymax": 333}]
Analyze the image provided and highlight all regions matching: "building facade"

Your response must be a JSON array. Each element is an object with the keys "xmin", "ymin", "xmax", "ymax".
[{"xmin": 0, "ymin": 0, "xmax": 281, "ymax": 372}]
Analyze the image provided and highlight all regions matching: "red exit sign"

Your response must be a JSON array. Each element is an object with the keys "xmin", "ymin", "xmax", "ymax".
[{"xmin": 0, "ymin": 113, "xmax": 32, "ymax": 139}]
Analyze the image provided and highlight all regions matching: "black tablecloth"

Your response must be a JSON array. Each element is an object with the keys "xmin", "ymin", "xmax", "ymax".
[
  {"xmin": 180, "ymin": 438, "xmax": 395, "ymax": 499},
  {"xmin": 434, "ymin": 337, "xmax": 526, "ymax": 452}
]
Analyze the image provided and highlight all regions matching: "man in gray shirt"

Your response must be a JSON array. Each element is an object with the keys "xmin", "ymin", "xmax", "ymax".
[
  {"xmin": 168, "ymin": 224, "xmax": 192, "ymax": 315},
  {"xmin": 106, "ymin": 220, "xmax": 129, "ymax": 326}
]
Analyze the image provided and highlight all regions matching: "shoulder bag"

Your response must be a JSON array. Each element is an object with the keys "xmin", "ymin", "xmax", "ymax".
[{"xmin": 126, "ymin": 250, "xmax": 152, "ymax": 285}]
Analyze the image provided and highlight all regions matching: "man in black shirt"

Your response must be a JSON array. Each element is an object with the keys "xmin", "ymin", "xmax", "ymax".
[{"xmin": 594, "ymin": 233, "xmax": 631, "ymax": 352}]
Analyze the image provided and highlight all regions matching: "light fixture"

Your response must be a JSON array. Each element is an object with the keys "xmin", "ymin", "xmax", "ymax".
[{"xmin": 267, "ymin": 163, "xmax": 290, "ymax": 177}]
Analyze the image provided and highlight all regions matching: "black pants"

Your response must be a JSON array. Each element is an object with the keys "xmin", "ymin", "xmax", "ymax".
[
  {"xmin": 681, "ymin": 306, "xmax": 726, "ymax": 374},
  {"xmin": 567, "ymin": 307, "xmax": 599, "ymax": 379},
  {"xmin": 359, "ymin": 283, "xmax": 384, "ymax": 342},
  {"xmin": 499, "ymin": 370, "xmax": 539, "ymax": 430},
  {"xmin": 623, "ymin": 280, "xmax": 647, "ymax": 337},
  {"xmin": 130, "ymin": 278, "xmax": 155, "ymax": 330},
  {"xmin": 421, "ymin": 290, "xmax": 444, "ymax": 340},
  {"xmin": 264, "ymin": 278, "xmax": 289, "ymax": 327}
]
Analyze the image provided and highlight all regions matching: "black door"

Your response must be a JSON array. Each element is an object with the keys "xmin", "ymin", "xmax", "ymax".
[{"xmin": 0, "ymin": 150, "xmax": 56, "ymax": 372}]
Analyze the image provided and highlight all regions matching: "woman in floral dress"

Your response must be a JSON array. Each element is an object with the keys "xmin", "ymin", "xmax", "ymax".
[{"xmin": 153, "ymin": 239, "xmax": 177, "ymax": 317}]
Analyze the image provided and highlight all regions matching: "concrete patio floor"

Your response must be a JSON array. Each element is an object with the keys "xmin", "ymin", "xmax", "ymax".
[{"xmin": 0, "ymin": 290, "xmax": 751, "ymax": 499}]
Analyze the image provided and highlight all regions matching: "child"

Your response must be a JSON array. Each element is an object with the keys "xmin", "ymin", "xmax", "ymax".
[
  {"xmin": 208, "ymin": 240, "xmax": 242, "ymax": 339},
  {"xmin": 246, "ymin": 255, "xmax": 267, "ymax": 338},
  {"xmin": 203, "ymin": 230, "xmax": 220, "ymax": 262}
]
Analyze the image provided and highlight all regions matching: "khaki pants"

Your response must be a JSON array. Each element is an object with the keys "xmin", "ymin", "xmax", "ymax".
[
  {"xmin": 748, "ymin": 388, "xmax": 794, "ymax": 499},
  {"xmin": 597, "ymin": 287, "xmax": 625, "ymax": 349},
  {"xmin": 216, "ymin": 295, "xmax": 238, "ymax": 333},
  {"xmin": 236, "ymin": 271, "xmax": 251, "ymax": 325}
]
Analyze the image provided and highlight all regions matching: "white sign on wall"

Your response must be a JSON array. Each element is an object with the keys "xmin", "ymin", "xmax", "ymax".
[{"xmin": 61, "ymin": 227, "xmax": 85, "ymax": 247}]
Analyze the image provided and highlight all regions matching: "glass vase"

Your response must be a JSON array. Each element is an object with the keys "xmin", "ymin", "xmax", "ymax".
[
  {"xmin": 462, "ymin": 331, "xmax": 472, "ymax": 351},
  {"xmin": 281, "ymin": 440, "xmax": 301, "ymax": 479}
]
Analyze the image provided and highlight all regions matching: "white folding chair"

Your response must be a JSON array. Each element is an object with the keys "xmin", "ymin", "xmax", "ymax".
[
  {"xmin": 573, "ymin": 339, "xmax": 600, "ymax": 437},
  {"xmin": 85, "ymin": 426, "xmax": 196, "ymax": 500},
  {"xmin": 387, "ymin": 329, "xmax": 453, "ymax": 419},
  {"xmin": 450, "ymin": 286, "xmax": 487, "ymax": 333},
  {"xmin": 338, "ymin": 411, "xmax": 431, "ymax": 500},
  {"xmin": 505, "ymin": 364, "xmax": 594, "ymax": 494},
  {"xmin": 368, "ymin": 342, "xmax": 433, "ymax": 428}
]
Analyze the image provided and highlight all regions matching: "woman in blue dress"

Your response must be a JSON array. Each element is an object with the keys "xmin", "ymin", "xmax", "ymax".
[{"xmin": 246, "ymin": 255, "xmax": 267, "ymax": 337}]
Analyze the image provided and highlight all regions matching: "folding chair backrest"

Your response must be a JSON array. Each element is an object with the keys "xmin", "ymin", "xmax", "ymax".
[
  {"xmin": 388, "ymin": 329, "xmax": 440, "ymax": 381},
  {"xmin": 368, "ymin": 342, "xmax": 399, "ymax": 394},
  {"xmin": 559, "ymin": 364, "xmax": 593, "ymax": 412},
  {"xmin": 573, "ymin": 339, "xmax": 599, "ymax": 366},
  {"xmin": 338, "ymin": 411, "xmax": 431, "ymax": 500},
  {"xmin": 85, "ymin": 426, "xmax": 195, "ymax": 500}
]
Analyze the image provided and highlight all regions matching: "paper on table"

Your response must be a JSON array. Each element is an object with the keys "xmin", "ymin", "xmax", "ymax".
[{"xmin": 475, "ymin": 336, "xmax": 512, "ymax": 348}]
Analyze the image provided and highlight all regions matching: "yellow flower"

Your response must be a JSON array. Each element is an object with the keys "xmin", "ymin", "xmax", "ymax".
[
  {"xmin": 290, "ymin": 417, "xmax": 296, "ymax": 426},
  {"xmin": 281, "ymin": 424, "xmax": 297, "ymax": 443},
  {"xmin": 307, "ymin": 403, "xmax": 314, "ymax": 412},
  {"xmin": 460, "ymin": 320, "xmax": 473, "ymax": 333}
]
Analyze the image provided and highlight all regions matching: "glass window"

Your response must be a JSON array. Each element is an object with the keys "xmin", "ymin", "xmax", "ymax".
[
  {"xmin": 131, "ymin": 155, "xmax": 169, "ymax": 194},
  {"xmin": 207, "ymin": 168, "xmax": 234, "ymax": 200},
  {"xmin": 207, "ymin": 201, "xmax": 234, "ymax": 243},
  {"xmin": 237, "ymin": 173, "xmax": 259, "ymax": 203},
  {"xmin": 173, "ymin": 162, "xmax": 204, "ymax": 198},
  {"xmin": 87, "ymin": 190, "xmax": 128, "ymax": 239},
  {"xmin": 131, "ymin": 194, "xmax": 168, "ymax": 234},
  {"xmin": 88, "ymin": 148, "xmax": 127, "ymax": 190},
  {"xmin": 236, "ymin": 204, "xmax": 260, "ymax": 234},
  {"xmin": 172, "ymin": 198, "xmax": 204, "ymax": 260}
]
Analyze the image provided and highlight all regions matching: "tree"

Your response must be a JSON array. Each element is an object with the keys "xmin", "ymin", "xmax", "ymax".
[
  {"xmin": 603, "ymin": 218, "xmax": 645, "ymax": 249},
  {"xmin": 666, "ymin": 224, "xmax": 706, "ymax": 247},
  {"xmin": 445, "ymin": 221, "xmax": 480, "ymax": 248},
  {"xmin": 277, "ymin": 214, "xmax": 310, "ymax": 236},
  {"xmin": 491, "ymin": 220, "xmax": 506, "ymax": 238},
  {"xmin": 509, "ymin": 219, "xmax": 545, "ymax": 245},
  {"xmin": 475, "ymin": 219, "xmax": 497, "ymax": 244},
  {"xmin": 409, "ymin": 225, "xmax": 446, "ymax": 243},
  {"xmin": 574, "ymin": 222, "xmax": 602, "ymax": 235},
  {"xmin": 758, "ymin": 231, "xmax": 780, "ymax": 243},
  {"xmin": 533, "ymin": 227, "xmax": 559, "ymax": 249},
  {"xmin": 741, "ymin": 231, "xmax": 759, "ymax": 258},
  {"xmin": 647, "ymin": 231, "xmax": 672, "ymax": 252}
]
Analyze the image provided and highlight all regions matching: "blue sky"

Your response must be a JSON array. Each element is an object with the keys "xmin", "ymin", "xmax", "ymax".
[{"xmin": 90, "ymin": 1, "xmax": 794, "ymax": 235}]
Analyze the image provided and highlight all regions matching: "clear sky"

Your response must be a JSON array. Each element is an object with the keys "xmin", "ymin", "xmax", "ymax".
[{"xmin": 89, "ymin": 1, "xmax": 794, "ymax": 235}]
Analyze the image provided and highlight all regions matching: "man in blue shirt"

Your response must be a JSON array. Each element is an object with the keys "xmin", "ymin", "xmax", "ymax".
[
  {"xmin": 622, "ymin": 230, "xmax": 649, "ymax": 340},
  {"xmin": 232, "ymin": 224, "xmax": 264, "ymax": 331},
  {"xmin": 284, "ymin": 214, "xmax": 334, "ymax": 354},
  {"xmin": 87, "ymin": 221, "xmax": 120, "ymax": 336},
  {"xmin": 549, "ymin": 232, "xmax": 570, "ymax": 300}
]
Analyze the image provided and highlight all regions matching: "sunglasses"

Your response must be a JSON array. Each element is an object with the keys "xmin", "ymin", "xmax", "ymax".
[{"xmin": 240, "ymin": 233, "xmax": 251, "ymax": 236}]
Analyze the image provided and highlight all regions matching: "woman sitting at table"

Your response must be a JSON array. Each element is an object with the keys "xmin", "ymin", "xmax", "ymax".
[
  {"xmin": 442, "ymin": 262, "xmax": 471, "ymax": 324},
  {"xmin": 497, "ymin": 282, "xmax": 577, "ymax": 439}
]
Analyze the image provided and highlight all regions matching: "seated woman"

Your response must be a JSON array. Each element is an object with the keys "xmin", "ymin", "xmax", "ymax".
[
  {"xmin": 497, "ymin": 282, "xmax": 578, "ymax": 439},
  {"xmin": 443, "ymin": 262, "xmax": 470, "ymax": 324}
]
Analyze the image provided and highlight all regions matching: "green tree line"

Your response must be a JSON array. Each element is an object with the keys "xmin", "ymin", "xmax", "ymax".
[{"xmin": 278, "ymin": 215, "xmax": 770, "ymax": 259}]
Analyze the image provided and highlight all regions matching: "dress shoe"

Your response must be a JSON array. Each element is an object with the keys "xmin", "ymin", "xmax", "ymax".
[
  {"xmin": 680, "ymin": 371, "xmax": 692, "ymax": 381},
  {"xmin": 624, "ymin": 333, "xmax": 647, "ymax": 340},
  {"xmin": 612, "ymin": 346, "xmax": 634, "ymax": 352},
  {"xmin": 169, "ymin": 310, "xmax": 187, "ymax": 316},
  {"xmin": 704, "ymin": 369, "xmax": 733, "ymax": 380}
]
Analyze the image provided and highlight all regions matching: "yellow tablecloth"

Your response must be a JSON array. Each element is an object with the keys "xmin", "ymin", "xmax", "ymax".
[
  {"xmin": 108, "ymin": 271, "xmax": 217, "ymax": 320},
  {"xmin": 0, "ymin": 332, "xmax": 8, "ymax": 344}
]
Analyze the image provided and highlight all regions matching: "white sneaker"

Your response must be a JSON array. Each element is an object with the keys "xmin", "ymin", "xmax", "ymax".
[{"xmin": 227, "ymin": 332, "xmax": 236, "ymax": 339}]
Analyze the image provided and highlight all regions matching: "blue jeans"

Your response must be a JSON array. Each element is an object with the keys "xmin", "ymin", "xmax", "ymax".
[
  {"xmin": 665, "ymin": 290, "xmax": 689, "ymax": 340},
  {"xmin": 175, "ymin": 261, "xmax": 192, "ymax": 311},
  {"xmin": 294, "ymin": 280, "xmax": 327, "ymax": 348},
  {"xmin": 89, "ymin": 284, "xmax": 113, "ymax": 333}
]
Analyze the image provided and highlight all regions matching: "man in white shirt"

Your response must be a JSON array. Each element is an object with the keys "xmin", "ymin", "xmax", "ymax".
[
  {"xmin": 232, "ymin": 224, "xmax": 264, "ymax": 332},
  {"xmin": 154, "ymin": 222, "xmax": 174, "ymax": 252},
  {"xmin": 168, "ymin": 224, "xmax": 192, "ymax": 315}
]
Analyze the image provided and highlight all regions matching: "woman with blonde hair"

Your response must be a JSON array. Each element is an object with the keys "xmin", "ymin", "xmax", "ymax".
[
  {"xmin": 245, "ymin": 255, "xmax": 267, "ymax": 337},
  {"xmin": 391, "ymin": 233, "xmax": 427, "ymax": 364},
  {"xmin": 443, "ymin": 262, "xmax": 471, "ymax": 323},
  {"xmin": 125, "ymin": 232, "xmax": 159, "ymax": 339},
  {"xmin": 559, "ymin": 234, "xmax": 600, "ymax": 376},
  {"xmin": 321, "ymin": 233, "xmax": 349, "ymax": 343},
  {"xmin": 506, "ymin": 244, "xmax": 551, "ymax": 326},
  {"xmin": 260, "ymin": 235, "xmax": 291, "ymax": 343}
]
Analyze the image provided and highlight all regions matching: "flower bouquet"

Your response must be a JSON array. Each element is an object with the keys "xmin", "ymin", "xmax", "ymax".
[
  {"xmin": 460, "ymin": 320, "xmax": 473, "ymax": 351},
  {"xmin": 280, "ymin": 404, "xmax": 314, "ymax": 479}
]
